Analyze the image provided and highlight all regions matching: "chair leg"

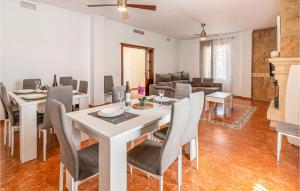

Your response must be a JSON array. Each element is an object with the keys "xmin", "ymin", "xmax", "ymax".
[
  {"xmin": 38, "ymin": 128, "xmax": 41, "ymax": 139},
  {"xmin": 10, "ymin": 126, "xmax": 14, "ymax": 156},
  {"xmin": 42, "ymin": 129, "xmax": 47, "ymax": 161},
  {"xmin": 59, "ymin": 163, "xmax": 64, "ymax": 191},
  {"xmin": 277, "ymin": 133, "xmax": 282, "ymax": 162},
  {"xmin": 3, "ymin": 120, "xmax": 7, "ymax": 145},
  {"xmin": 159, "ymin": 176, "xmax": 163, "ymax": 191},
  {"xmin": 71, "ymin": 178, "xmax": 78, "ymax": 191},
  {"xmin": 8, "ymin": 121, "xmax": 11, "ymax": 147},
  {"xmin": 178, "ymin": 147, "xmax": 182, "ymax": 188},
  {"xmin": 195, "ymin": 137, "xmax": 199, "ymax": 170}
]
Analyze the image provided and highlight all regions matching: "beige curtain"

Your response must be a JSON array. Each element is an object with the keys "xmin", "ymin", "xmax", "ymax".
[{"xmin": 200, "ymin": 40, "xmax": 213, "ymax": 78}]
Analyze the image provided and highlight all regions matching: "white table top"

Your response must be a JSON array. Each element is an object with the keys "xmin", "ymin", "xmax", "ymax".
[
  {"xmin": 206, "ymin": 91, "xmax": 232, "ymax": 99},
  {"xmin": 66, "ymin": 100, "xmax": 173, "ymax": 141},
  {"xmin": 9, "ymin": 91, "xmax": 88, "ymax": 106}
]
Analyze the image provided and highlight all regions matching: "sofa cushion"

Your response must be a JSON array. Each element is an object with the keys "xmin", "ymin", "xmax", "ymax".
[
  {"xmin": 203, "ymin": 78, "xmax": 214, "ymax": 83},
  {"xmin": 181, "ymin": 72, "xmax": 190, "ymax": 80},
  {"xmin": 155, "ymin": 74, "xmax": 172, "ymax": 83},
  {"xmin": 171, "ymin": 73, "xmax": 182, "ymax": 81},
  {"xmin": 202, "ymin": 82, "xmax": 214, "ymax": 87},
  {"xmin": 172, "ymin": 80, "xmax": 191, "ymax": 86},
  {"xmin": 157, "ymin": 81, "xmax": 175, "ymax": 88},
  {"xmin": 191, "ymin": 78, "xmax": 202, "ymax": 87}
]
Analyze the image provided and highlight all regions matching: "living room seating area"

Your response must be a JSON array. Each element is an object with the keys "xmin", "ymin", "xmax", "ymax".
[{"xmin": 149, "ymin": 72, "xmax": 222, "ymax": 97}]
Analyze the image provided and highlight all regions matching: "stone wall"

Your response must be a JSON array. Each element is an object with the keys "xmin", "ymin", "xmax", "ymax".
[
  {"xmin": 252, "ymin": 28, "xmax": 277, "ymax": 101},
  {"xmin": 280, "ymin": 0, "xmax": 300, "ymax": 57}
]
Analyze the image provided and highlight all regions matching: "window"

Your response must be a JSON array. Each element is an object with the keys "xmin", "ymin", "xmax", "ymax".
[{"xmin": 214, "ymin": 44, "xmax": 229, "ymax": 80}]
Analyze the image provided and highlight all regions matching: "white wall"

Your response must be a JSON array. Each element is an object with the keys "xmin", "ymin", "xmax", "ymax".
[
  {"xmin": 103, "ymin": 19, "xmax": 178, "ymax": 85},
  {"xmin": 178, "ymin": 39, "xmax": 200, "ymax": 78},
  {"xmin": 2, "ymin": 0, "xmax": 90, "ymax": 91},
  {"xmin": 178, "ymin": 30, "xmax": 252, "ymax": 98},
  {"xmin": 0, "ymin": 0, "xmax": 4, "ymax": 119},
  {"xmin": 91, "ymin": 16, "xmax": 179, "ymax": 105},
  {"xmin": 1, "ymin": 1, "xmax": 179, "ymax": 105},
  {"xmin": 230, "ymin": 30, "xmax": 252, "ymax": 98}
]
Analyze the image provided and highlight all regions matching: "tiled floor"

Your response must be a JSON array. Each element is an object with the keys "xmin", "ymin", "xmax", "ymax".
[{"xmin": 0, "ymin": 98, "xmax": 299, "ymax": 191}]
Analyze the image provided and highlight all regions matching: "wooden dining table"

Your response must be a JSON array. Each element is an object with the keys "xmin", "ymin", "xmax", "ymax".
[
  {"xmin": 65, "ymin": 97, "xmax": 197, "ymax": 191},
  {"xmin": 9, "ymin": 91, "xmax": 89, "ymax": 163}
]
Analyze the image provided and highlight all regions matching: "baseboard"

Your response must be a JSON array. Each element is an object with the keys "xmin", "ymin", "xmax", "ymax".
[{"xmin": 233, "ymin": 95, "xmax": 252, "ymax": 100}]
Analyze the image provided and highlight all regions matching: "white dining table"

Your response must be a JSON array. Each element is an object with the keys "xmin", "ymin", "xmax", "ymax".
[
  {"xmin": 65, "ymin": 98, "xmax": 197, "ymax": 191},
  {"xmin": 9, "ymin": 91, "xmax": 89, "ymax": 163}
]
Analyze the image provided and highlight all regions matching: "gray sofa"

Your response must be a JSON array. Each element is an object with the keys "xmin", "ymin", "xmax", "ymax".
[{"xmin": 149, "ymin": 72, "xmax": 222, "ymax": 97}]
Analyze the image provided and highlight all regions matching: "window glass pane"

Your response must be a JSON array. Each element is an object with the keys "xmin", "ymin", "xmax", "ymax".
[{"xmin": 214, "ymin": 44, "xmax": 228, "ymax": 80}]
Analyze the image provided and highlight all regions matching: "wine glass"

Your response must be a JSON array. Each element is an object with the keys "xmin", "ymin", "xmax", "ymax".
[
  {"xmin": 35, "ymin": 81, "xmax": 41, "ymax": 91},
  {"xmin": 158, "ymin": 90, "xmax": 165, "ymax": 105},
  {"xmin": 118, "ymin": 92, "xmax": 124, "ymax": 109}
]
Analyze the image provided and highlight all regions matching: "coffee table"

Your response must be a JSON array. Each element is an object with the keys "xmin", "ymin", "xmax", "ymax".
[{"xmin": 205, "ymin": 92, "xmax": 233, "ymax": 116}]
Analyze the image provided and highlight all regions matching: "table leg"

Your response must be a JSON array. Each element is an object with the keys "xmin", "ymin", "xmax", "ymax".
[
  {"xmin": 205, "ymin": 101, "xmax": 209, "ymax": 111},
  {"xmin": 78, "ymin": 96, "xmax": 90, "ymax": 141},
  {"xmin": 184, "ymin": 139, "xmax": 197, "ymax": 161},
  {"xmin": 99, "ymin": 137, "xmax": 127, "ymax": 191},
  {"xmin": 79, "ymin": 96, "xmax": 89, "ymax": 110},
  {"xmin": 19, "ymin": 104, "xmax": 37, "ymax": 163}
]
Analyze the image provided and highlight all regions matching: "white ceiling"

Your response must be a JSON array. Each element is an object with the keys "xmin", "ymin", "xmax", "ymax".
[{"xmin": 36, "ymin": 0, "xmax": 280, "ymax": 39}]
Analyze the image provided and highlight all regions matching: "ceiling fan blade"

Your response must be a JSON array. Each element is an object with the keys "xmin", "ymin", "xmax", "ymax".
[
  {"xmin": 127, "ymin": 4, "xmax": 156, "ymax": 11},
  {"xmin": 87, "ymin": 4, "xmax": 117, "ymax": 7},
  {"xmin": 122, "ymin": 11, "xmax": 130, "ymax": 20}
]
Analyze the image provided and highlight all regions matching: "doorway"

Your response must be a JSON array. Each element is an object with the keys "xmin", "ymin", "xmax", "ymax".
[{"xmin": 121, "ymin": 43, "xmax": 154, "ymax": 95}]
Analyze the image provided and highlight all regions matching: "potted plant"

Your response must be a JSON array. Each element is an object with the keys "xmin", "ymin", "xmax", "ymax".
[
  {"xmin": 138, "ymin": 96, "xmax": 147, "ymax": 106},
  {"xmin": 137, "ymin": 85, "xmax": 146, "ymax": 106}
]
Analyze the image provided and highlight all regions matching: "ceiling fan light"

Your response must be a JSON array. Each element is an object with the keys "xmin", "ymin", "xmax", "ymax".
[
  {"xmin": 117, "ymin": 0, "xmax": 127, "ymax": 12},
  {"xmin": 200, "ymin": 37, "xmax": 206, "ymax": 41},
  {"xmin": 117, "ymin": 6, "xmax": 127, "ymax": 12}
]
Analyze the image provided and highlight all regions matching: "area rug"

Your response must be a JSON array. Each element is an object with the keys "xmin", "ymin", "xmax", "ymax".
[{"xmin": 201, "ymin": 104, "xmax": 256, "ymax": 129}]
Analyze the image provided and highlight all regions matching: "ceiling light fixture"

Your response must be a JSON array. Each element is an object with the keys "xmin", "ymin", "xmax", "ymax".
[
  {"xmin": 117, "ymin": 0, "xmax": 127, "ymax": 12},
  {"xmin": 200, "ymin": 23, "xmax": 207, "ymax": 41}
]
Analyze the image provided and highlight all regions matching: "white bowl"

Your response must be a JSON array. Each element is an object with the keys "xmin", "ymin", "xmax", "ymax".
[{"xmin": 98, "ymin": 107, "xmax": 125, "ymax": 118}]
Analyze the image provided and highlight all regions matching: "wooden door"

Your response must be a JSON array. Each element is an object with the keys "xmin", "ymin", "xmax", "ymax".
[{"xmin": 121, "ymin": 43, "xmax": 154, "ymax": 95}]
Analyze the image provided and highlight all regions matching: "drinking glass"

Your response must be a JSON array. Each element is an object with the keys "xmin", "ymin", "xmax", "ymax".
[
  {"xmin": 118, "ymin": 92, "xmax": 124, "ymax": 109},
  {"xmin": 158, "ymin": 90, "xmax": 165, "ymax": 105},
  {"xmin": 35, "ymin": 81, "xmax": 41, "ymax": 91}
]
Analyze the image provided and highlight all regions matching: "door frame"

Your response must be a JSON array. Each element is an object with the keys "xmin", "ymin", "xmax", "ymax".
[{"xmin": 121, "ymin": 43, "xmax": 154, "ymax": 95}]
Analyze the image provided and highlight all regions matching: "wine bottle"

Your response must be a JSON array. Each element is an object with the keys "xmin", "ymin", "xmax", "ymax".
[
  {"xmin": 125, "ymin": 81, "xmax": 131, "ymax": 106},
  {"xmin": 52, "ymin": 75, "xmax": 58, "ymax": 87}
]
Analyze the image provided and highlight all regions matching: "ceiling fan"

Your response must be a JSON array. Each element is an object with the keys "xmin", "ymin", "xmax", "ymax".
[
  {"xmin": 194, "ymin": 23, "xmax": 207, "ymax": 41},
  {"xmin": 87, "ymin": 0, "xmax": 156, "ymax": 20}
]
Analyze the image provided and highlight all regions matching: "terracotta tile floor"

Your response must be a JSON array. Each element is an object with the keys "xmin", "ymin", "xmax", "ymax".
[{"xmin": 0, "ymin": 98, "xmax": 299, "ymax": 191}]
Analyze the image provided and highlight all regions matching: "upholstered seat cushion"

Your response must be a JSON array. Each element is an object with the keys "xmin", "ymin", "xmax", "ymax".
[
  {"xmin": 276, "ymin": 122, "xmax": 300, "ymax": 137},
  {"xmin": 78, "ymin": 143, "xmax": 99, "ymax": 181},
  {"xmin": 127, "ymin": 140, "xmax": 163, "ymax": 176},
  {"xmin": 153, "ymin": 127, "xmax": 169, "ymax": 141}
]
